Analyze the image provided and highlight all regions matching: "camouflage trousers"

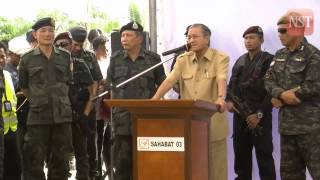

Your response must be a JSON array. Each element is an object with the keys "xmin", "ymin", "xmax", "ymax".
[
  {"xmin": 23, "ymin": 123, "xmax": 73, "ymax": 180},
  {"xmin": 280, "ymin": 131, "xmax": 320, "ymax": 180},
  {"xmin": 113, "ymin": 135, "xmax": 132, "ymax": 180}
]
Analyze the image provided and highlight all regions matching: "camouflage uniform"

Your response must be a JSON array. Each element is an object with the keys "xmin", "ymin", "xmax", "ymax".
[
  {"xmin": 264, "ymin": 40, "xmax": 320, "ymax": 179},
  {"xmin": 227, "ymin": 51, "xmax": 276, "ymax": 180},
  {"xmin": 72, "ymin": 50, "xmax": 102, "ymax": 179},
  {"xmin": 19, "ymin": 47, "xmax": 73, "ymax": 180},
  {"xmin": 107, "ymin": 49, "xmax": 166, "ymax": 180}
]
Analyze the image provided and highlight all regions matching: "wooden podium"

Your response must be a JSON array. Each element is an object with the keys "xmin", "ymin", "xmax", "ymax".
[{"xmin": 105, "ymin": 99, "xmax": 219, "ymax": 180}]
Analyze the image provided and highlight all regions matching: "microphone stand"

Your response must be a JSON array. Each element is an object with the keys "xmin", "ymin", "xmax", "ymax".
[{"xmin": 93, "ymin": 56, "xmax": 174, "ymax": 180}]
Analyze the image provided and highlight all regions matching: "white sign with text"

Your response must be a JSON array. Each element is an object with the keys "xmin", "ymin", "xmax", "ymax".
[{"xmin": 137, "ymin": 137, "xmax": 185, "ymax": 152}]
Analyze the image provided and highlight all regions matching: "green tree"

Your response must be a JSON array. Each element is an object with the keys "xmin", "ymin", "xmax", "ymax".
[
  {"xmin": 129, "ymin": 0, "xmax": 142, "ymax": 24},
  {"xmin": 88, "ymin": 6, "xmax": 120, "ymax": 33},
  {"xmin": 0, "ymin": 17, "xmax": 32, "ymax": 41}
]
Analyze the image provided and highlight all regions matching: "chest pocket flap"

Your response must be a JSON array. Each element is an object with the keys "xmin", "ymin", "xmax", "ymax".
[{"xmin": 182, "ymin": 73, "xmax": 193, "ymax": 80}]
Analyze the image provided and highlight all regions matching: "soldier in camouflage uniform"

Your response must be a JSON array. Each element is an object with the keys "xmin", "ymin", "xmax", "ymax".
[
  {"xmin": 19, "ymin": 17, "xmax": 73, "ymax": 180},
  {"xmin": 69, "ymin": 26, "xmax": 103, "ymax": 180},
  {"xmin": 106, "ymin": 22, "xmax": 166, "ymax": 180},
  {"xmin": 265, "ymin": 12, "xmax": 320, "ymax": 179}
]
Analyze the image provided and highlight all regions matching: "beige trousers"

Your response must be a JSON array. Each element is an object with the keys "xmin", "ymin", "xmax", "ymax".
[{"xmin": 209, "ymin": 138, "xmax": 228, "ymax": 180}]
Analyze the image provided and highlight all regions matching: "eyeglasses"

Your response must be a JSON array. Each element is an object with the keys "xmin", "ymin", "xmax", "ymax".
[
  {"xmin": 278, "ymin": 28, "xmax": 287, "ymax": 34},
  {"xmin": 57, "ymin": 42, "xmax": 70, "ymax": 48}
]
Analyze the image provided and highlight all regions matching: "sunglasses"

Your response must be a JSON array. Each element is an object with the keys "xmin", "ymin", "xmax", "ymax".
[
  {"xmin": 57, "ymin": 42, "xmax": 70, "ymax": 48},
  {"xmin": 278, "ymin": 28, "xmax": 287, "ymax": 34}
]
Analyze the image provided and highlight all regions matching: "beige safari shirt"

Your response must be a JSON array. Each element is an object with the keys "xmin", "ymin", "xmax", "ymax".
[{"xmin": 167, "ymin": 48, "xmax": 229, "ymax": 141}]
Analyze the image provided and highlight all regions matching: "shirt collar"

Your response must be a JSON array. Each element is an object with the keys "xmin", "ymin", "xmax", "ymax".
[
  {"xmin": 191, "ymin": 48, "xmax": 213, "ymax": 62},
  {"xmin": 33, "ymin": 46, "xmax": 60, "ymax": 55}
]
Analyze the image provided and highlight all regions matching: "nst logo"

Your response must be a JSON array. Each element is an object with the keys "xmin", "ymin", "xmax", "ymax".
[{"xmin": 287, "ymin": 9, "xmax": 314, "ymax": 36}]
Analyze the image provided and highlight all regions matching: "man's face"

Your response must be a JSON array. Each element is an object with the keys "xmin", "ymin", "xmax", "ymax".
[
  {"xmin": 71, "ymin": 40, "xmax": 84, "ymax": 55},
  {"xmin": 187, "ymin": 27, "xmax": 209, "ymax": 52},
  {"xmin": 277, "ymin": 24, "xmax": 297, "ymax": 47},
  {"xmin": 244, "ymin": 33, "xmax": 263, "ymax": 52},
  {"xmin": 121, "ymin": 30, "xmax": 142, "ymax": 51},
  {"xmin": 56, "ymin": 39, "xmax": 72, "ymax": 52},
  {"xmin": 34, "ymin": 26, "xmax": 55, "ymax": 46},
  {"xmin": 0, "ymin": 48, "xmax": 7, "ymax": 68},
  {"xmin": 8, "ymin": 52, "xmax": 20, "ymax": 66}
]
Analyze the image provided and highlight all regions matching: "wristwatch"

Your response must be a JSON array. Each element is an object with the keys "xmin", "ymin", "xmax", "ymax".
[{"xmin": 256, "ymin": 111, "xmax": 263, "ymax": 119}]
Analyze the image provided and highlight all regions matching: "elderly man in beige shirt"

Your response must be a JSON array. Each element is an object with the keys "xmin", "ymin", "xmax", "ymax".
[{"xmin": 152, "ymin": 23, "xmax": 229, "ymax": 180}]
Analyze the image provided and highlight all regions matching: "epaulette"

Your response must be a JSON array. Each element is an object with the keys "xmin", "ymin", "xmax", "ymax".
[
  {"xmin": 110, "ymin": 50, "xmax": 123, "ymax": 59},
  {"xmin": 145, "ymin": 50, "xmax": 160, "ymax": 59},
  {"xmin": 21, "ymin": 48, "xmax": 34, "ymax": 58}
]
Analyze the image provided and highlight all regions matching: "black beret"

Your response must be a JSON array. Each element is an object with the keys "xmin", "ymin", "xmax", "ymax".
[
  {"xmin": 26, "ymin": 30, "xmax": 36, "ymax": 43},
  {"xmin": 69, "ymin": 26, "xmax": 87, "ymax": 43},
  {"xmin": 32, "ymin": 17, "xmax": 55, "ymax": 31},
  {"xmin": 54, "ymin": 32, "xmax": 72, "ymax": 44},
  {"xmin": 119, "ymin": 21, "xmax": 143, "ymax": 34},
  {"xmin": 243, "ymin": 26, "xmax": 263, "ymax": 38}
]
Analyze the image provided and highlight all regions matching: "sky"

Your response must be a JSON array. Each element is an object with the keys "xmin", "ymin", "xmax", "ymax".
[{"xmin": 0, "ymin": 0, "xmax": 147, "ymax": 24}]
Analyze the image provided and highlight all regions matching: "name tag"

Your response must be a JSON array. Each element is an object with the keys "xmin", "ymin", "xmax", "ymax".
[{"xmin": 137, "ymin": 137, "xmax": 185, "ymax": 152}]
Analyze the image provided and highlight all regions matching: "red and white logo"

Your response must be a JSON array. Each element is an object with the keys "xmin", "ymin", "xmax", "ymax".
[{"xmin": 287, "ymin": 9, "xmax": 314, "ymax": 36}]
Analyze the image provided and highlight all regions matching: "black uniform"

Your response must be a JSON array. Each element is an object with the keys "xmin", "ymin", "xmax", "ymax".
[
  {"xmin": 107, "ymin": 49, "xmax": 166, "ymax": 180},
  {"xmin": 69, "ymin": 52, "xmax": 95, "ymax": 180},
  {"xmin": 226, "ymin": 51, "xmax": 276, "ymax": 180}
]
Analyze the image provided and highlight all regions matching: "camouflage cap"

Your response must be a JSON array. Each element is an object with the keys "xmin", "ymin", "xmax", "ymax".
[
  {"xmin": 32, "ymin": 17, "xmax": 55, "ymax": 31},
  {"xmin": 119, "ymin": 21, "xmax": 143, "ymax": 34},
  {"xmin": 243, "ymin": 26, "xmax": 263, "ymax": 38}
]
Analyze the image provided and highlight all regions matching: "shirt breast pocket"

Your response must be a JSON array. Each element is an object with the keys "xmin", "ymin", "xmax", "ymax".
[
  {"xmin": 29, "ymin": 66, "xmax": 45, "ymax": 84},
  {"xmin": 55, "ymin": 62, "xmax": 68, "ymax": 82}
]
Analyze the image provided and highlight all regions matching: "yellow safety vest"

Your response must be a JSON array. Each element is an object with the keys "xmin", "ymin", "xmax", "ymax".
[{"xmin": 2, "ymin": 70, "xmax": 17, "ymax": 135}]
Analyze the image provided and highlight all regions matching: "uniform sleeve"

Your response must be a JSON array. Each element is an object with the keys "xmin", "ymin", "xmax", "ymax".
[
  {"xmin": 91, "ymin": 54, "xmax": 103, "ymax": 81},
  {"xmin": 106, "ymin": 58, "xmax": 114, "ymax": 88},
  {"xmin": 153, "ymin": 55, "xmax": 166, "ymax": 86},
  {"xmin": 216, "ymin": 55, "xmax": 229, "ymax": 81},
  {"xmin": 295, "ymin": 51, "xmax": 320, "ymax": 101},
  {"xmin": 18, "ymin": 58, "xmax": 28, "ymax": 89},
  {"xmin": 166, "ymin": 55, "xmax": 183, "ymax": 85},
  {"xmin": 264, "ymin": 59, "xmax": 285, "ymax": 98},
  {"xmin": 226, "ymin": 58, "xmax": 241, "ymax": 101}
]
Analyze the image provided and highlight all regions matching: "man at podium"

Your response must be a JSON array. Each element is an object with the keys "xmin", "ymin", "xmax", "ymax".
[
  {"xmin": 106, "ymin": 21, "xmax": 166, "ymax": 180},
  {"xmin": 152, "ymin": 23, "xmax": 230, "ymax": 180}
]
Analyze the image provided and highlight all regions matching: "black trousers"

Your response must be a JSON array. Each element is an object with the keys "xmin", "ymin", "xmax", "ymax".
[
  {"xmin": 233, "ymin": 115, "xmax": 276, "ymax": 180},
  {"xmin": 87, "ymin": 110, "xmax": 97, "ymax": 177},
  {"xmin": 96, "ymin": 120, "xmax": 111, "ymax": 179},
  {"xmin": 4, "ymin": 130, "xmax": 21, "ymax": 180}
]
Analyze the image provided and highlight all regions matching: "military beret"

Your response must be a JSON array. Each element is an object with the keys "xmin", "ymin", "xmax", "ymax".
[
  {"xmin": 32, "ymin": 17, "xmax": 55, "ymax": 31},
  {"xmin": 54, "ymin": 32, "xmax": 72, "ymax": 44},
  {"xmin": 243, "ymin": 26, "xmax": 263, "ymax": 38},
  {"xmin": 25, "ymin": 30, "xmax": 36, "ymax": 43},
  {"xmin": 69, "ymin": 26, "xmax": 87, "ymax": 43},
  {"xmin": 119, "ymin": 21, "xmax": 143, "ymax": 34}
]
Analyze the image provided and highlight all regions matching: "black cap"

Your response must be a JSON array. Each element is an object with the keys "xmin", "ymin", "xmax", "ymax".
[
  {"xmin": 119, "ymin": 21, "xmax": 143, "ymax": 34},
  {"xmin": 54, "ymin": 32, "xmax": 72, "ymax": 44},
  {"xmin": 26, "ymin": 30, "xmax": 36, "ymax": 43},
  {"xmin": 243, "ymin": 26, "xmax": 263, "ymax": 38},
  {"xmin": 69, "ymin": 26, "xmax": 87, "ymax": 43},
  {"xmin": 32, "ymin": 17, "xmax": 55, "ymax": 31}
]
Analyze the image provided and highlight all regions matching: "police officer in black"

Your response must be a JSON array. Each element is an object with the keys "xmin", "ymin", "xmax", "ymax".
[
  {"xmin": 69, "ymin": 26, "xmax": 103, "ymax": 180},
  {"xmin": 106, "ymin": 22, "xmax": 166, "ymax": 180},
  {"xmin": 226, "ymin": 26, "xmax": 276, "ymax": 180},
  {"xmin": 19, "ymin": 17, "xmax": 73, "ymax": 180}
]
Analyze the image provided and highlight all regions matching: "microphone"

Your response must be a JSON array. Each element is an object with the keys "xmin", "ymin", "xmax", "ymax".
[{"xmin": 162, "ymin": 44, "xmax": 189, "ymax": 56}]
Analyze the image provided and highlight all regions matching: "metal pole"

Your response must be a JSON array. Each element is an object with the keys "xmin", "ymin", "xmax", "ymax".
[{"xmin": 149, "ymin": 0, "xmax": 157, "ymax": 52}]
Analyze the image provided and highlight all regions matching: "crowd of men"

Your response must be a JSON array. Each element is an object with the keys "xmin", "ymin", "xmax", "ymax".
[{"xmin": 0, "ymin": 9, "xmax": 318, "ymax": 180}]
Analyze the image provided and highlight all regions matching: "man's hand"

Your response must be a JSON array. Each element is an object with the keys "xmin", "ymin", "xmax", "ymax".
[
  {"xmin": 246, "ymin": 114, "xmax": 260, "ymax": 129},
  {"xmin": 226, "ymin": 101, "xmax": 240, "ymax": 113},
  {"xmin": 280, "ymin": 90, "xmax": 301, "ymax": 105},
  {"xmin": 215, "ymin": 97, "xmax": 226, "ymax": 113},
  {"xmin": 271, "ymin": 98, "xmax": 283, "ymax": 108}
]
